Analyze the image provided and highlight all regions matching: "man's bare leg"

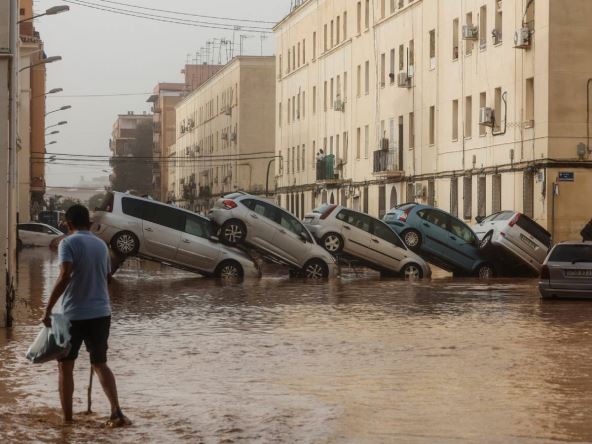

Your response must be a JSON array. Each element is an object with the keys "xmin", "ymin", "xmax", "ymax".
[
  {"xmin": 91, "ymin": 363, "xmax": 120, "ymax": 416},
  {"xmin": 58, "ymin": 360, "xmax": 75, "ymax": 422}
]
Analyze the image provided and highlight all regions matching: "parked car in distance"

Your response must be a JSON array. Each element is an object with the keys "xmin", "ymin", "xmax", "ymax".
[
  {"xmin": 384, "ymin": 203, "xmax": 495, "ymax": 278},
  {"xmin": 473, "ymin": 211, "xmax": 551, "ymax": 275},
  {"xmin": 209, "ymin": 193, "xmax": 338, "ymax": 279},
  {"xmin": 539, "ymin": 242, "xmax": 592, "ymax": 299},
  {"xmin": 303, "ymin": 204, "xmax": 431, "ymax": 279},
  {"xmin": 91, "ymin": 192, "xmax": 260, "ymax": 280},
  {"xmin": 18, "ymin": 222, "xmax": 63, "ymax": 248}
]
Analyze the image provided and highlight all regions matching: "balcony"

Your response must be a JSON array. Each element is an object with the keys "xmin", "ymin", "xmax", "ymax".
[
  {"xmin": 316, "ymin": 155, "xmax": 348, "ymax": 184},
  {"xmin": 373, "ymin": 149, "xmax": 402, "ymax": 176}
]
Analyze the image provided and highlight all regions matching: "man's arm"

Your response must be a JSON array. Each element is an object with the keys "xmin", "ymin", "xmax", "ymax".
[{"xmin": 42, "ymin": 262, "xmax": 73, "ymax": 327}]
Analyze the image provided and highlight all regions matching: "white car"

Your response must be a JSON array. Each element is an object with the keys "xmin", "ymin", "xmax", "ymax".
[
  {"xmin": 18, "ymin": 223, "xmax": 63, "ymax": 247},
  {"xmin": 209, "ymin": 193, "xmax": 338, "ymax": 279},
  {"xmin": 91, "ymin": 192, "xmax": 260, "ymax": 280},
  {"xmin": 304, "ymin": 204, "xmax": 431, "ymax": 279},
  {"xmin": 473, "ymin": 211, "xmax": 551, "ymax": 275}
]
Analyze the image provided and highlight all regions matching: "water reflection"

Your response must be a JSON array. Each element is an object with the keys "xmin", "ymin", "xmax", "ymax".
[{"xmin": 1, "ymin": 250, "xmax": 592, "ymax": 442}]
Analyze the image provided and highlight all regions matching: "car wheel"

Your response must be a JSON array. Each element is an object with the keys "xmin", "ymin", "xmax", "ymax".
[
  {"xmin": 216, "ymin": 261, "xmax": 243, "ymax": 281},
  {"xmin": 401, "ymin": 263, "xmax": 423, "ymax": 280},
  {"xmin": 476, "ymin": 263, "xmax": 495, "ymax": 279},
  {"xmin": 480, "ymin": 231, "xmax": 493, "ymax": 250},
  {"xmin": 402, "ymin": 229, "xmax": 422, "ymax": 250},
  {"xmin": 221, "ymin": 220, "xmax": 246, "ymax": 245},
  {"xmin": 321, "ymin": 232, "xmax": 343, "ymax": 254},
  {"xmin": 111, "ymin": 231, "xmax": 139, "ymax": 256},
  {"xmin": 303, "ymin": 259, "xmax": 329, "ymax": 280}
]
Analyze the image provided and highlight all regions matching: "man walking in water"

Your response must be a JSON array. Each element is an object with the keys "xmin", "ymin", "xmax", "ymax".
[{"xmin": 42, "ymin": 204, "xmax": 130, "ymax": 427}]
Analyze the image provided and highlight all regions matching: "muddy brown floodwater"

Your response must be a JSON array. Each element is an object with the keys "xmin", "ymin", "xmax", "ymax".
[{"xmin": 2, "ymin": 249, "xmax": 592, "ymax": 443}]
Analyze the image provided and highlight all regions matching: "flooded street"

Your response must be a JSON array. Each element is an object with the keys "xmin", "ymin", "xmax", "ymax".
[{"xmin": 2, "ymin": 250, "xmax": 592, "ymax": 443}]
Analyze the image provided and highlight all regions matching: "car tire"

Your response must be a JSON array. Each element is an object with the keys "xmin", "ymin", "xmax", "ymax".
[
  {"xmin": 111, "ymin": 231, "xmax": 139, "ymax": 257},
  {"xmin": 480, "ymin": 231, "xmax": 493, "ymax": 250},
  {"xmin": 476, "ymin": 263, "xmax": 495, "ymax": 279},
  {"xmin": 401, "ymin": 229, "xmax": 422, "ymax": 250},
  {"xmin": 302, "ymin": 259, "xmax": 329, "ymax": 280},
  {"xmin": 220, "ymin": 220, "xmax": 247, "ymax": 245},
  {"xmin": 215, "ymin": 260, "xmax": 244, "ymax": 281},
  {"xmin": 401, "ymin": 263, "xmax": 423, "ymax": 280},
  {"xmin": 320, "ymin": 232, "xmax": 344, "ymax": 254}
]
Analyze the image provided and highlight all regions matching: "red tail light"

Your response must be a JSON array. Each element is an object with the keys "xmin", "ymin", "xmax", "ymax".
[
  {"xmin": 222, "ymin": 199, "xmax": 237, "ymax": 210},
  {"xmin": 320, "ymin": 205, "xmax": 337, "ymax": 220},
  {"xmin": 509, "ymin": 213, "xmax": 521, "ymax": 227},
  {"xmin": 540, "ymin": 265, "xmax": 550, "ymax": 280},
  {"xmin": 399, "ymin": 208, "xmax": 412, "ymax": 222}
]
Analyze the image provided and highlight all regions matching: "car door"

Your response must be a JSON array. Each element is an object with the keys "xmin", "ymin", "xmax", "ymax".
[
  {"xmin": 141, "ymin": 201, "xmax": 183, "ymax": 260},
  {"xmin": 448, "ymin": 217, "xmax": 482, "ymax": 272},
  {"xmin": 416, "ymin": 209, "xmax": 459, "ymax": 259},
  {"xmin": 242, "ymin": 199, "xmax": 282, "ymax": 253},
  {"xmin": 367, "ymin": 220, "xmax": 406, "ymax": 272},
  {"xmin": 39, "ymin": 224, "xmax": 59, "ymax": 246},
  {"xmin": 18, "ymin": 224, "xmax": 35, "ymax": 246},
  {"xmin": 335, "ymin": 209, "xmax": 374, "ymax": 261},
  {"xmin": 272, "ymin": 209, "xmax": 312, "ymax": 267},
  {"xmin": 175, "ymin": 213, "xmax": 221, "ymax": 272}
]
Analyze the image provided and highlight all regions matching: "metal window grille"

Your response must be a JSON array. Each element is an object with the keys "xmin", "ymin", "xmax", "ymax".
[
  {"xmin": 407, "ymin": 183, "xmax": 415, "ymax": 202},
  {"xmin": 363, "ymin": 186, "xmax": 369, "ymax": 213},
  {"xmin": 463, "ymin": 176, "xmax": 472, "ymax": 220},
  {"xmin": 478, "ymin": 176, "xmax": 487, "ymax": 218},
  {"xmin": 378, "ymin": 185, "xmax": 386, "ymax": 218},
  {"xmin": 428, "ymin": 179, "xmax": 435, "ymax": 206},
  {"xmin": 450, "ymin": 177, "xmax": 458, "ymax": 217},
  {"xmin": 492, "ymin": 174, "xmax": 501, "ymax": 213},
  {"xmin": 523, "ymin": 170, "xmax": 534, "ymax": 218}
]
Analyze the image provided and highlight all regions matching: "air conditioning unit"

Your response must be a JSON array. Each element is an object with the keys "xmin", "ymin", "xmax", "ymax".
[
  {"xmin": 514, "ymin": 27, "xmax": 531, "ymax": 49},
  {"xmin": 381, "ymin": 138, "xmax": 389, "ymax": 151},
  {"xmin": 230, "ymin": 132, "xmax": 237, "ymax": 142},
  {"xmin": 221, "ymin": 133, "xmax": 228, "ymax": 141},
  {"xmin": 414, "ymin": 183, "xmax": 425, "ymax": 199},
  {"xmin": 462, "ymin": 25, "xmax": 479, "ymax": 40},
  {"xmin": 479, "ymin": 107, "xmax": 495, "ymax": 127},
  {"xmin": 334, "ymin": 99, "xmax": 345, "ymax": 112},
  {"xmin": 397, "ymin": 72, "xmax": 411, "ymax": 88}
]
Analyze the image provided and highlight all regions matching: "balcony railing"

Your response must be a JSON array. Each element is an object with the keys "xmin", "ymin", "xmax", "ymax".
[
  {"xmin": 373, "ymin": 149, "xmax": 400, "ymax": 173},
  {"xmin": 316, "ymin": 154, "xmax": 337, "ymax": 181}
]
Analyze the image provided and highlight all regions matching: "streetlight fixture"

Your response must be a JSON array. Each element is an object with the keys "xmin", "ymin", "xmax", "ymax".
[
  {"xmin": 33, "ymin": 87, "xmax": 63, "ymax": 99},
  {"xmin": 45, "ymin": 120, "xmax": 67, "ymax": 130},
  {"xmin": 18, "ymin": 5, "xmax": 70, "ymax": 23},
  {"xmin": 45, "ymin": 130, "xmax": 60, "ymax": 136},
  {"xmin": 45, "ymin": 105, "xmax": 71, "ymax": 116},
  {"xmin": 46, "ymin": 141, "xmax": 57, "ymax": 146},
  {"xmin": 19, "ymin": 55, "xmax": 62, "ymax": 73}
]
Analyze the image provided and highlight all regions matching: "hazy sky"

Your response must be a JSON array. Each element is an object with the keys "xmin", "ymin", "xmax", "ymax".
[{"xmin": 34, "ymin": 0, "xmax": 291, "ymax": 189}]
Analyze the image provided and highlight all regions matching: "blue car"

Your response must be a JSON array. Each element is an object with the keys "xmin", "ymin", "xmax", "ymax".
[{"xmin": 383, "ymin": 203, "xmax": 495, "ymax": 278}]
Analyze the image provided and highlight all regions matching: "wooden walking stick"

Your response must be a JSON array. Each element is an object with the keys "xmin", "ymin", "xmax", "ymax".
[{"xmin": 86, "ymin": 367, "xmax": 93, "ymax": 414}]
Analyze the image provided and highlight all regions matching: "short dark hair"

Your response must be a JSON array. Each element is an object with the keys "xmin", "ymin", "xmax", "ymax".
[{"xmin": 65, "ymin": 204, "xmax": 91, "ymax": 229}]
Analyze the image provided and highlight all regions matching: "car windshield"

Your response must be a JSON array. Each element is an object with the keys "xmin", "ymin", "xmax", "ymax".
[
  {"xmin": 312, "ymin": 204, "xmax": 333, "ymax": 214},
  {"xmin": 549, "ymin": 245, "xmax": 592, "ymax": 263},
  {"xmin": 383, "ymin": 213, "xmax": 398, "ymax": 223}
]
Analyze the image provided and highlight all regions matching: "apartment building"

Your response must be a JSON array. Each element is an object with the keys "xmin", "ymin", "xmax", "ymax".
[
  {"xmin": 172, "ymin": 56, "xmax": 276, "ymax": 212},
  {"xmin": 275, "ymin": 0, "xmax": 592, "ymax": 242},
  {"xmin": 147, "ymin": 64, "xmax": 223, "ymax": 201}
]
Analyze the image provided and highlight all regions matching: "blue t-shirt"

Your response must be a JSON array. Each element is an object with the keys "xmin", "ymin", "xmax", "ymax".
[{"xmin": 57, "ymin": 231, "xmax": 111, "ymax": 321}]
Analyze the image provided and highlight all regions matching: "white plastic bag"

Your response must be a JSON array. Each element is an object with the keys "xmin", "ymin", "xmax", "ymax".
[{"xmin": 26, "ymin": 314, "xmax": 72, "ymax": 364}]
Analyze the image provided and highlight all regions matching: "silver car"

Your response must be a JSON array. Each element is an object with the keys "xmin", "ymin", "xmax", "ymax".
[
  {"xmin": 473, "ymin": 211, "xmax": 551, "ymax": 275},
  {"xmin": 304, "ymin": 204, "xmax": 431, "ymax": 279},
  {"xmin": 209, "ymin": 193, "xmax": 338, "ymax": 279},
  {"xmin": 539, "ymin": 242, "xmax": 592, "ymax": 299},
  {"xmin": 91, "ymin": 192, "xmax": 260, "ymax": 280}
]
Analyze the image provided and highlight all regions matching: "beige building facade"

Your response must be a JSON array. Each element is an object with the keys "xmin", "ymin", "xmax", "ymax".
[
  {"xmin": 275, "ymin": 0, "xmax": 592, "ymax": 242},
  {"xmin": 172, "ymin": 56, "xmax": 276, "ymax": 211}
]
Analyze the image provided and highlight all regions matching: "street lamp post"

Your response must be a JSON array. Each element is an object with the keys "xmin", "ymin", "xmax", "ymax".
[
  {"xmin": 45, "ymin": 121, "xmax": 67, "ymax": 130},
  {"xmin": 45, "ymin": 105, "xmax": 71, "ymax": 116},
  {"xmin": 17, "ymin": 5, "xmax": 70, "ymax": 24},
  {"xmin": 19, "ymin": 55, "xmax": 62, "ymax": 73},
  {"xmin": 33, "ymin": 87, "xmax": 63, "ymax": 99},
  {"xmin": 45, "ymin": 130, "xmax": 60, "ymax": 136}
]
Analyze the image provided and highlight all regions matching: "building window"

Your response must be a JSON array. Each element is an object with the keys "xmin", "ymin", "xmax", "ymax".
[
  {"xmin": 364, "ymin": 60, "xmax": 370, "ymax": 95},
  {"xmin": 398, "ymin": 44, "xmax": 404, "ymax": 71},
  {"xmin": 330, "ymin": 19, "xmax": 334, "ymax": 47},
  {"xmin": 365, "ymin": 0, "xmax": 370, "ymax": 29},
  {"xmin": 479, "ymin": 92, "xmax": 487, "ymax": 136},
  {"xmin": 494, "ymin": 1, "xmax": 503, "ymax": 44},
  {"xmin": 302, "ymin": 39, "xmax": 306, "ymax": 63},
  {"xmin": 409, "ymin": 112, "xmax": 415, "ymax": 149},
  {"xmin": 494, "ymin": 87, "xmax": 502, "ymax": 131},
  {"xmin": 523, "ymin": 171, "xmax": 534, "ymax": 218},
  {"xmin": 312, "ymin": 140, "xmax": 316, "ymax": 169},
  {"xmin": 296, "ymin": 145, "xmax": 300, "ymax": 172},
  {"xmin": 278, "ymin": 102, "xmax": 282, "ymax": 127},
  {"xmin": 429, "ymin": 29, "xmax": 436, "ymax": 69},
  {"xmin": 452, "ymin": 100, "xmax": 459, "ymax": 141},
  {"xmin": 406, "ymin": 183, "xmax": 414, "ymax": 202},
  {"xmin": 477, "ymin": 176, "xmax": 486, "ymax": 218},
  {"xmin": 329, "ymin": 136, "xmax": 334, "ymax": 155},
  {"xmin": 381, "ymin": 0, "xmax": 386, "ymax": 18},
  {"xmin": 479, "ymin": 5, "xmax": 487, "ymax": 49},
  {"xmin": 297, "ymin": 94, "xmax": 301, "ymax": 119},
  {"xmin": 287, "ymin": 98, "xmax": 291, "ymax": 123},
  {"xmin": 450, "ymin": 177, "xmax": 459, "ymax": 217},
  {"xmin": 287, "ymin": 49, "xmax": 291, "ymax": 72},
  {"xmin": 302, "ymin": 91, "xmax": 306, "ymax": 119},
  {"xmin": 297, "ymin": 42, "xmax": 301, "ymax": 67},
  {"xmin": 390, "ymin": 0, "xmax": 396, "ymax": 14},
  {"xmin": 492, "ymin": 174, "xmax": 501, "ymax": 213},
  {"xmin": 463, "ymin": 176, "xmax": 472, "ymax": 220},
  {"xmin": 356, "ymin": 127, "xmax": 361, "ymax": 159},
  {"xmin": 302, "ymin": 145, "xmax": 306, "ymax": 171},
  {"xmin": 357, "ymin": 64, "xmax": 362, "ymax": 96},
  {"xmin": 409, "ymin": 39, "xmax": 414, "ymax": 73},
  {"xmin": 313, "ymin": 86, "xmax": 317, "ymax": 114},
  {"xmin": 357, "ymin": 1, "xmax": 362, "ymax": 34},
  {"xmin": 465, "ymin": 95, "xmax": 472, "ymax": 138},
  {"xmin": 336, "ymin": 75, "xmax": 341, "ymax": 101},
  {"xmin": 330, "ymin": 77, "xmax": 334, "ymax": 108},
  {"xmin": 428, "ymin": 179, "xmax": 435, "ymax": 206},
  {"xmin": 324, "ymin": 81, "xmax": 328, "ymax": 111},
  {"xmin": 429, "ymin": 106, "xmax": 435, "ymax": 145},
  {"xmin": 343, "ymin": 11, "xmax": 348, "ymax": 40},
  {"xmin": 452, "ymin": 18, "xmax": 459, "ymax": 60},
  {"xmin": 364, "ymin": 124, "xmax": 370, "ymax": 158},
  {"xmin": 526, "ymin": 77, "xmax": 534, "ymax": 126},
  {"xmin": 343, "ymin": 71, "xmax": 348, "ymax": 100},
  {"xmin": 324, "ymin": 24, "xmax": 328, "ymax": 51},
  {"xmin": 343, "ymin": 131, "xmax": 349, "ymax": 160},
  {"xmin": 313, "ymin": 32, "xmax": 317, "ymax": 59},
  {"xmin": 380, "ymin": 53, "xmax": 386, "ymax": 87},
  {"xmin": 336, "ymin": 134, "xmax": 340, "ymax": 160},
  {"xmin": 466, "ymin": 13, "xmax": 474, "ymax": 55},
  {"xmin": 336, "ymin": 16, "xmax": 341, "ymax": 43},
  {"xmin": 389, "ymin": 49, "xmax": 396, "ymax": 82}
]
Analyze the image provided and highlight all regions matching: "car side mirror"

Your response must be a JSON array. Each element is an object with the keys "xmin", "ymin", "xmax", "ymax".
[{"xmin": 475, "ymin": 216, "xmax": 485, "ymax": 224}]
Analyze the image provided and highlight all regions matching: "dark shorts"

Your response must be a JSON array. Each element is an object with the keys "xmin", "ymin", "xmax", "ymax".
[{"xmin": 59, "ymin": 316, "xmax": 111, "ymax": 364}]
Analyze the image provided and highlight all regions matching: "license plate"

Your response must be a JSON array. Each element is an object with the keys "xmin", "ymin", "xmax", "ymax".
[
  {"xmin": 520, "ymin": 234, "xmax": 537, "ymax": 250},
  {"xmin": 565, "ymin": 269, "xmax": 592, "ymax": 278}
]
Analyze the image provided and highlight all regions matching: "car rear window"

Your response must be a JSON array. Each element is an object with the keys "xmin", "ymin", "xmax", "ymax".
[
  {"xmin": 397, "ymin": 203, "xmax": 416, "ymax": 211},
  {"xmin": 516, "ymin": 215, "xmax": 551, "ymax": 247},
  {"xmin": 549, "ymin": 245, "xmax": 592, "ymax": 263},
  {"xmin": 313, "ymin": 204, "xmax": 334, "ymax": 214}
]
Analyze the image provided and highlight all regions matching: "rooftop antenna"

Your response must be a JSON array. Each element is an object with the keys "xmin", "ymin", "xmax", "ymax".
[{"xmin": 259, "ymin": 33, "xmax": 268, "ymax": 56}]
